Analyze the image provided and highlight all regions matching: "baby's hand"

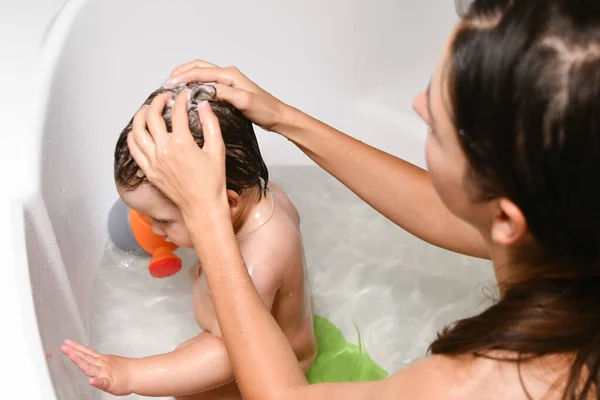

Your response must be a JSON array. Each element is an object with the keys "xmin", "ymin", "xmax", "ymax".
[{"xmin": 61, "ymin": 340, "xmax": 132, "ymax": 396}]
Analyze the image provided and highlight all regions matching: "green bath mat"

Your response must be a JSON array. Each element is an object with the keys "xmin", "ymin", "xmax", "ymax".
[{"xmin": 306, "ymin": 315, "xmax": 388, "ymax": 383}]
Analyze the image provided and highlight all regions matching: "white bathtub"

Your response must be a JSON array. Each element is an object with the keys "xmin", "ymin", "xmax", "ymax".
[{"xmin": 1, "ymin": 0, "xmax": 459, "ymax": 398}]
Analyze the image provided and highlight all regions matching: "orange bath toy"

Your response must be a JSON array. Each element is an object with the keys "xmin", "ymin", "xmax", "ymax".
[
  {"xmin": 128, "ymin": 209, "xmax": 182, "ymax": 278},
  {"xmin": 107, "ymin": 199, "xmax": 182, "ymax": 278}
]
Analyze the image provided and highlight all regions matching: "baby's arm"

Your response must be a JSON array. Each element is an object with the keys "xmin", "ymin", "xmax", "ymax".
[
  {"xmin": 62, "ymin": 333, "xmax": 232, "ymax": 397},
  {"xmin": 62, "ymin": 258, "xmax": 282, "ymax": 397},
  {"xmin": 132, "ymin": 261, "xmax": 281, "ymax": 396},
  {"xmin": 128, "ymin": 332, "xmax": 232, "ymax": 396}
]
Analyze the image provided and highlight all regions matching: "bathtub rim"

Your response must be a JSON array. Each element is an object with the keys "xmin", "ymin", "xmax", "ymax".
[{"xmin": 0, "ymin": 0, "xmax": 93, "ymax": 398}]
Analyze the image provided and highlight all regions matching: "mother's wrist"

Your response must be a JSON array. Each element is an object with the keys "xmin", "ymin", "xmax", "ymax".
[
  {"xmin": 184, "ymin": 204, "xmax": 237, "ymax": 256},
  {"xmin": 182, "ymin": 202, "xmax": 230, "ymax": 227},
  {"xmin": 273, "ymin": 104, "xmax": 311, "ymax": 141}
]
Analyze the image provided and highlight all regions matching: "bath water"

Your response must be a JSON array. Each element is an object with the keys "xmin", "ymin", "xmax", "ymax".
[{"xmin": 88, "ymin": 166, "xmax": 495, "ymax": 400}]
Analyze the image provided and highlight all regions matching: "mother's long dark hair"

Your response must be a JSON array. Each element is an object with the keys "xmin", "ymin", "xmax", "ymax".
[{"xmin": 430, "ymin": 1, "xmax": 600, "ymax": 398}]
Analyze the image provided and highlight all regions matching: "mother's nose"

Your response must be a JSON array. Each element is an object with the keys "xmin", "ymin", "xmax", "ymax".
[{"xmin": 412, "ymin": 90, "xmax": 430, "ymax": 124}]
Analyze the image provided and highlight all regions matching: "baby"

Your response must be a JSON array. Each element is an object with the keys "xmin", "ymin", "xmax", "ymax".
[{"xmin": 62, "ymin": 83, "xmax": 316, "ymax": 399}]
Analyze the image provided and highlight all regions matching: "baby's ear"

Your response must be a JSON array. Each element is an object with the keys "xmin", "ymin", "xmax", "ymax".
[{"xmin": 227, "ymin": 189, "xmax": 241, "ymax": 211}]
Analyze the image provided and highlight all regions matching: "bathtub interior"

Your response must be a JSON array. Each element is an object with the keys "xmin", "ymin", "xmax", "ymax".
[
  {"xmin": 90, "ymin": 166, "xmax": 495, "ymax": 400},
  {"xmin": 22, "ymin": 0, "xmax": 495, "ymax": 399}
]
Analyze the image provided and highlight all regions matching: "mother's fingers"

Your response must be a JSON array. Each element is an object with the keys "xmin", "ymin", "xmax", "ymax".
[
  {"xmin": 212, "ymin": 83, "xmax": 252, "ymax": 112},
  {"xmin": 198, "ymin": 101, "xmax": 225, "ymax": 162},
  {"xmin": 127, "ymin": 132, "xmax": 151, "ymax": 172},
  {"xmin": 146, "ymin": 92, "xmax": 172, "ymax": 149},
  {"xmin": 171, "ymin": 90, "xmax": 193, "ymax": 142},
  {"xmin": 166, "ymin": 67, "xmax": 237, "ymax": 88},
  {"xmin": 170, "ymin": 59, "xmax": 220, "ymax": 77},
  {"xmin": 131, "ymin": 106, "xmax": 157, "ymax": 161}
]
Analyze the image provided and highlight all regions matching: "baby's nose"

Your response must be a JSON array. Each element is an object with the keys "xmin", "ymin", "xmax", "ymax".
[{"xmin": 151, "ymin": 223, "xmax": 165, "ymax": 237}]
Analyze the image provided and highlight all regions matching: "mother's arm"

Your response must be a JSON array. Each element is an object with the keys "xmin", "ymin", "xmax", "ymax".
[
  {"xmin": 277, "ymin": 106, "xmax": 488, "ymax": 259},
  {"xmin": 127, "ymin": 93, "xmax": 459, "ymax": 400},
  {"xmin": 166, "ymin": 61, "xmax": 488, "ymax": 259},
  {"xmin": 184, "ymin": 207, "xmax": 459, "ymax": 400}
]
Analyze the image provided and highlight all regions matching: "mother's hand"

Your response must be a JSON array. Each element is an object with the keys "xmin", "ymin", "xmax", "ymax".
[
  {"xmin": 165, "ymin": 60, "xmax": 289, "ymax": 132},
  {"xmin": 127, "ymin": 90, "xmax": 229, "ymax": 219}
]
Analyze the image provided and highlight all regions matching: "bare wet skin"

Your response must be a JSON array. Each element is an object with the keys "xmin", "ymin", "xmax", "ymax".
[{"xmin": 89, "ymin": 166, "xmax": 495, "ymax": 400}]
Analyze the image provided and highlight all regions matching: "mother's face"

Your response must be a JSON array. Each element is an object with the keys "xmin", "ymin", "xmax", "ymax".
[{"xmin": 412, "ymin": 35, "xmax": 482, "ymax": 228}]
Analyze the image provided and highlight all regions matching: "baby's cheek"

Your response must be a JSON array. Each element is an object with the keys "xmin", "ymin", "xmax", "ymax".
[{"xmin": 176, "ymin": 226, "xmax": 195, "ymax": 248}]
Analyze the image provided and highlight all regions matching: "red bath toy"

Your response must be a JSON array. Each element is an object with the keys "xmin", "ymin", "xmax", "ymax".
[{"xmin": 128, "ymin": 209, "xmax": 182, "ymax": 278}]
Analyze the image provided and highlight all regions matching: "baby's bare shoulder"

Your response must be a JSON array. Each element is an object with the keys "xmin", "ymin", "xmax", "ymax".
[
  {"xmin": 242, "ymin": 219, "xmax": 303, "ymax": 273},
  {"xmin": 268, "ymin": 181, "xmax": 300, "ymax": 227},
  {"xmin": 241, "ymin": 216, "xmax": 303, "ymax": 286}
]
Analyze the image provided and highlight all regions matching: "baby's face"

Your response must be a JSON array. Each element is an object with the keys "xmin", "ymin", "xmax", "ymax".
[{"xmin": 118, "ymin": 183, "xmax": 194, "ymax": 248}]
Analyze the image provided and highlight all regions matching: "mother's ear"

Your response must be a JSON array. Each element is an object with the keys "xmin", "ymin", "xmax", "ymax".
[{"xmin": 491, "ymin": 198, "xmax": 528, "ymax": 246}]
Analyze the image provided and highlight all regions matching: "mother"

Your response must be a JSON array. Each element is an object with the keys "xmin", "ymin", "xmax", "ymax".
[{"xmin": 129, "ymin": 0, "xmax": 600, "ymax": 399}]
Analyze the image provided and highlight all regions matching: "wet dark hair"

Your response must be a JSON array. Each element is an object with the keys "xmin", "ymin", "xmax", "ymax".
[
  {"xmin": 432, "ymin": 1, "xmax": 600, "ymax": 399},
  {"xmin": 114, "ymin": 83, "xmax": 269, "ymax": 196}
]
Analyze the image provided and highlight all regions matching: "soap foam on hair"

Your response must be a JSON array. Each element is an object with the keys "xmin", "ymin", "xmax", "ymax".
[{"xmin": 162, "ymin": 84, "xmax": 216, "ymax": 112}]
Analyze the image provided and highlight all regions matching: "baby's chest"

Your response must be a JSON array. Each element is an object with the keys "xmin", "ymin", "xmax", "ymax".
[
  {"xmin": 190, "ymin": 263, "xmax": 217, "ymax": 330},
  {"xmin": 189, "ymin": 258, "xmax": 267, "ymax": 329}
]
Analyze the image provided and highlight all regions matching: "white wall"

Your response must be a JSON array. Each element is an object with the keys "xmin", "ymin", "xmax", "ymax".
[{"xmin": 1, "ymin": 0, "xmax": 458, "ymax": 398}]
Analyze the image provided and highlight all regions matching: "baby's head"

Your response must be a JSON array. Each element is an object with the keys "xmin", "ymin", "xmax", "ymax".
[{"xmin": 114, "ymin": 83, "xmax": 269, "ymax": 248}]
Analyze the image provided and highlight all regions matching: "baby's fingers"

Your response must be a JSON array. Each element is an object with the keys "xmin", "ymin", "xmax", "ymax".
[
  {"xmin": 66, "ymin": 350, "xmax": 100, "ymax": 376},
  {"xmin": 89, "ymin": 376, "xmax": 112, "ymax": 392},
  {"xmin": 63, "ymin": 340, "xmax": 100, "ymax": 357}
]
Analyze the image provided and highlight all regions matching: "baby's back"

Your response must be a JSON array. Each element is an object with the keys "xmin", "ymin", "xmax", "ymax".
[
  {"xmin": 240, "ymin": 182, "xmax": 316, "ymax": 370},
  {"xmin": 265, "ymin": 183, "xmax": 316, "ymax": 370},
  {"xmin": 192, "ymin": 182, "xmax": 316, "ymax": 370}
]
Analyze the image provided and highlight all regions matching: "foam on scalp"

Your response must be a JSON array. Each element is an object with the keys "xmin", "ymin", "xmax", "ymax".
[
  {"xmin": 162, "ymin": 83, "xmax": 217, "ymax": 120},
  {"xmin": 114, "ymin": 82, "xmax": 269, "ymax": 195}
]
